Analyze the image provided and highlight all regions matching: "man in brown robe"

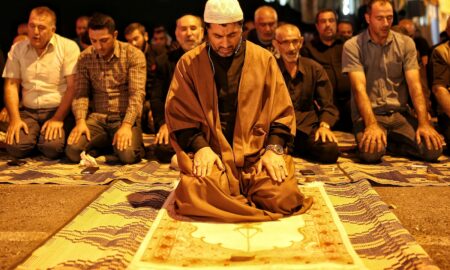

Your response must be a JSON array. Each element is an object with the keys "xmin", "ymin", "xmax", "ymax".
[{"xmin": 165, "ymin": 0, "xmax": 312, "ymax": 222}]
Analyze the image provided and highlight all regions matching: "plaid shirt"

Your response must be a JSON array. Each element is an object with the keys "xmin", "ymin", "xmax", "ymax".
[{"xmin": 73, "ymin": 40, "xmax": 146, "ymax": 125}]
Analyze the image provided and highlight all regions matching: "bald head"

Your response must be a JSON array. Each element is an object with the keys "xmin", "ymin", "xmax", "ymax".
[
  {"xmin": 275, "ymin": 24, "xmax": 301, "ymax": 40},
  {"xmin": 254, "ymin": 6, "xmax": 278, "ymax": 43},
  {"xmin": 398, "ymin": 19, "xmax": 415, "ymax": 38}
]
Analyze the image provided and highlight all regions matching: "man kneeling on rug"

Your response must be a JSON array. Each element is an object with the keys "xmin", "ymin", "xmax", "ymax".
[{"xmin": 165, "ymin": 0, "xmax": 313, "ymax": 222}]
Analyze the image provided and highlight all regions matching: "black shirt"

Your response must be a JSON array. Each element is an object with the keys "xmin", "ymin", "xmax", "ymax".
[
  {"xmin": 278, "ymin": 57, "xmax": 339, "ymax": 135},
  {"xmin": 300, "ymin": 37, "xmax": 351, "ymax": 101},
  {"xmin": 151, "ymin": 47, "xmax": 185, "ymax": 130}
]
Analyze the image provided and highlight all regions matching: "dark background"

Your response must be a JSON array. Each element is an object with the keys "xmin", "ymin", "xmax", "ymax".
[{"xmin": 0, "ymin": 0, "xmax": 304, "ymax": 53}]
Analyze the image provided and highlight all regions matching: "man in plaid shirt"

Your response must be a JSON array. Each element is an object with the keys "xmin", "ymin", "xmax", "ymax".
[{"xmin": 66, "ymin": 13, "xmax": 146, "ymax": 164}]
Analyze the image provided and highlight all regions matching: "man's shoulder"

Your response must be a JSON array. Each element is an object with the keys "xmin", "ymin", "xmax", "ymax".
[
  {"xmin": 299, "ymin": 56, "xmax": 323, "ymax": 69},
  {"xmin": 119, "ymin": 41, "xmax": 145, "ymax": 59},
  {"xmin": 53, "ymin": 33, "xmax": 79, "ymax": 48},
  {"xmin": 79, "ymin": 45, "xmax": 95, "ymax": 61},
  {"xmin": 178, "ymin": 43, "xmax": 207, "ymax": 63},
  {"xmin": 434, "ymin": 42, "xmax": 450, "ymax": 57}
]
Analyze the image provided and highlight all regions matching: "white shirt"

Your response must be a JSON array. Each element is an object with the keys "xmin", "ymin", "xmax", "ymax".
[{"xmin": 2, "ymin": 33, "xmax": 80, "ymax": 109}]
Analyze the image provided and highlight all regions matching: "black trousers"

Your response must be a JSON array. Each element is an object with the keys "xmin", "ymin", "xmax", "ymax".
[{"xmin": 291, "ymin": 129, "xmax": 339, "ymax": 164}]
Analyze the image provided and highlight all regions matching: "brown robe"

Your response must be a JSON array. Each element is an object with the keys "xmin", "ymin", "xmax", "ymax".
[{"xmin": 165, "ymin": 41, "xmax": 313, "ymax": 222}]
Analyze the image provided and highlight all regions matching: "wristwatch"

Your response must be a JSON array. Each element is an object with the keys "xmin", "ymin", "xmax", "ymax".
[
  {"xmin": 266, "ymin": 144, "xmax": 284, "ymax": 155},
  {"xmin": 319, "ymin": 122, "xmax": 330, "ymax": 129}
]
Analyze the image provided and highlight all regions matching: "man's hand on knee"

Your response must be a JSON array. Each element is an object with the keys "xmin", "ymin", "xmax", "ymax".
[
  {"xmin": 258, "ymin": 150, "xmax": 288, "ymax": 183},
  {"xmin": 68, "ymin": 120, "xmax": 91, "ymax": 145},
  {"xmin": 360, "ymin": 123, "xmax": 386, "ymax": 153},
  {"xmin": 193, "ymin": 146, "xmax": 224, "ymax": 178},
  {"xmin": 155, "ymin": 124, "xmax": 169, "ymax": 145},
  {"xmin": 113, "ymin": 123, "xmax": 133, "ymax": 151},
  {"xmin": 41, "ymin": 118, "xmax": 64, "ymax": 141},
  {"xmin": 6, "ymin": 118, "xmax": 28, "ymax": 145},
  {"xmin": 416, "ymin": 123, "xmax": 444, "ymax": 150}
]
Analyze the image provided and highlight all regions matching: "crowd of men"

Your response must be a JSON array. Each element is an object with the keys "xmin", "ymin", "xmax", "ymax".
[{"xmin": 0, "ymin": 0, "xmax": 449, "ymax": 221}]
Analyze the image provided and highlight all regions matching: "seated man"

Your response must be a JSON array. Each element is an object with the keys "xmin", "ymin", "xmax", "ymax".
[
  {"xmin": 301, "ymin": 9, "xmax": 352, "ymax": 132},
  {"xmin": 124, "ymin": 22, "xmax": 158, "ymax": 134},
  {"xmin": 66, "ymin": 13, "xmax": 146, "ymax": 164},
  {"xmin": 2, "ymin": 6, "xmax": 79, "ymax": 159},
  {"xmin": 342, "ymin": 0, "xmax": 443, "ymax": 163},
  {"xmin": 165, "ymin": 0, "xmax": 312, "ymax": 222},
  {"xmin": 246, "ymin": 6, "xmax": 277, "ymax": 52},
  {"xmin": 430, "ymin": 39, "xmax": 450, "ymax": 153},
  {"xmin": 273, "ymin": 24, "xmax": 339, "ymax": 164},
  {"xmin": 151, "ymin": 14, "xmax": 204, "ymax": 162}
]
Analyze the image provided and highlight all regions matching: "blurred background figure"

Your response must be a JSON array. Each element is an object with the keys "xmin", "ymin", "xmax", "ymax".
[
  {"xmin": 74, "ymin": 16, "xmax": 90, "ymax": 50},
  {"xmin": 337, "ymin": 21, "xmax": 354, "ymax": 40},
  {"xmin": 247, "ymin": 6, "xmax": 278, "ymax": 51},
  {"xmin": 151, "ymin": 25, "xmax": 172, "ymax": 54}
]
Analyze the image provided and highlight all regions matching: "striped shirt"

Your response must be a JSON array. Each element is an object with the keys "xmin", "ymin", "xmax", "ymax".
[{"xmin": 72, "ymin": 40, "xmax": 146, "ymax": 125}]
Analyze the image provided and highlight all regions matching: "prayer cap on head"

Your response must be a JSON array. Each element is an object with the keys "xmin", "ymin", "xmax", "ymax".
[{"xmin": 204, "ymin": 0, "xmax": 243, "ymax": 24}]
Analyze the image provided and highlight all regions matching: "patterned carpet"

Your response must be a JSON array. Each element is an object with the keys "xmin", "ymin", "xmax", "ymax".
[
  {"xmin": 130, "ymin": 182, "xmax": 365, "ymax": 270},
  {"xmin": 18, "ymin": 179, "xmax": 438, "ymax": 270},
  {"xmin": 338, "ymin": 155, "xmax": 450, "ymax": 186}
]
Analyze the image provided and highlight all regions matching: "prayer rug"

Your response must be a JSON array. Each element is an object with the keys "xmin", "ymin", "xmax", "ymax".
[
  {"xmin": 0, "ymin": 151, "xmax": 178, "ymax": 185},
  {"xmin": 326, "ymin": 181, "xmax": 438, "ymax": 269},
  {"xmin": 338, "ymin": 155, "xmax": 450, "ymax": 186},
  {"xmin": 17, "ymin": 180, "xmax": 174, "ymax": 269},
  {"xmin": 293, "ymin": 157, "xmax": 352, "ymax": 184},
  {"xmin": 129, "ymin": 182, "xmax": 366, "ymax": 270},
  {"xmin": 17, "ymin": 180, "xmax": 437, "ymax": 270}
]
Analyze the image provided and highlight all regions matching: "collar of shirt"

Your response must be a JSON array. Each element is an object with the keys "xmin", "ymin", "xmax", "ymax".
[
  {"xmin": 26, "ymin": 34, "xmax": 56, "ymax": 55},
  {"xmin": 312, "ymin": 36, "xmax": 342, "ymax": 49},
  {"xmin": 95, "ymin": 40, "xmax": 121, "ymax": 61},
  {"xmin": 364, "ymin": 28, "xmax": 394, "ymax": 46},
  {"xmin": 277, "ymin": 56, "xmax": 306, "ymax": 78}
]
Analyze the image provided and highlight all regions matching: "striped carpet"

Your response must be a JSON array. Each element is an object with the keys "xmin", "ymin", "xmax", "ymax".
[{"xmin": 18, "ymin": 179, "xmax": 438, "ymax": 269}]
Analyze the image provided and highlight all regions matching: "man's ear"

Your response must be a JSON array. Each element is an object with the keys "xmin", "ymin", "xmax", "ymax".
[
  {"xmin": 113, "ymin": 30, "xmax": 118, "ymax": 39},
  {"xmin": 272, "ymin": 39, "xmax": 278, "ymax": 51},
  {"xmin": 364, "ymin": 13, "xmax": 370, "ymax": 25}
]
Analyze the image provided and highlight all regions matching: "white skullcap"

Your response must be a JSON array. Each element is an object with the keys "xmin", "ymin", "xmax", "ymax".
[{"xmin": 204, "ymin": 0, "xmax": 243, "ymax": 24}]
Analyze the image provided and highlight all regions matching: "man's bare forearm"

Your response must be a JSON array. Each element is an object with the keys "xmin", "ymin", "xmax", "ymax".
[
  {"xmin": 433, "ymin": 85, "xmax": 450, "ymax": 118},
  {"xmin": 53, "ymin": 75, "xmax": 76, "ymax": 121},
  {"xmin": 4, "ymin": 78, "xmax": 21, "ymax": 121}
]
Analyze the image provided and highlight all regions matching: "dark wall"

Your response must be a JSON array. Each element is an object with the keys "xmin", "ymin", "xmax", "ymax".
[{"xmin": 0, "ymin": 0, "xmax": 302, "ymax": 53}]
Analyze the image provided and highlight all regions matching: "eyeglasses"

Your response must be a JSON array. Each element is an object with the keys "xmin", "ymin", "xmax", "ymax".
[{"xmin": 275, "ymin": 38, "xmax": 303, "ymax": 47}]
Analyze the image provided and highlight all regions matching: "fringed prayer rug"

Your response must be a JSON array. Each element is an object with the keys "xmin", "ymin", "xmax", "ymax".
[
  {"xmin": 338, "ymin": 155, "xmax": 450, "ymax": 186},
  {"xmin": 17, "ymin": 180, "xmax": 174, "ymax": 269},
  {"xmin": 293, "ymin": 157, "xmax": 352, "ymax": 184},
  {"xmin": 129, "ymin": 182, "xmax": 366, "ymax": 270},
  {"xmin": 326, "ymin": 181, "xmax": 439, "ymax": 269},
  {"xmin": 17, "ymin": 180, "xmax": 437, "ymax": 269},
  {"xmin": 0, "ymin": 151, "xmax": 178, "ymax": 185}
]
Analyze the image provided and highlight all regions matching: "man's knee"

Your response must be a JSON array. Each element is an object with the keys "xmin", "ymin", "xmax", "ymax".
[
  {"xmin": 154, "ymin": 144, "xmax": 175, "ymax": 163},
  {"xmin": 358, "ymin": 148, "xmax": 385, "ymax": 163},
  {"xmin": 116, "ymin": 148, "xmax": 142, "ymax": 164},
  {"xmin": 6, "ymin": 143, "xmax": 35, "ymax": 158},
  {"xmin": 65, "ymin": 143, "xmax": 84, "ymax": 163},
  {"xmin": 420, "ymin": 146, "xmax": 442, "ymax": 162},
  {"xmin": 251, "ymin": 180, "xmax": 303, "ymax": 215},
  {"xmin": 6, "ymin": 138, "xmax": 36, "ymax": 158},
  {"xmin": 38, "ymin": 139, "xmax": 65, "ymax": 159},
  {"xmin": 314, "ymin": 142, "xmax": 339, "ymax": 164}
]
